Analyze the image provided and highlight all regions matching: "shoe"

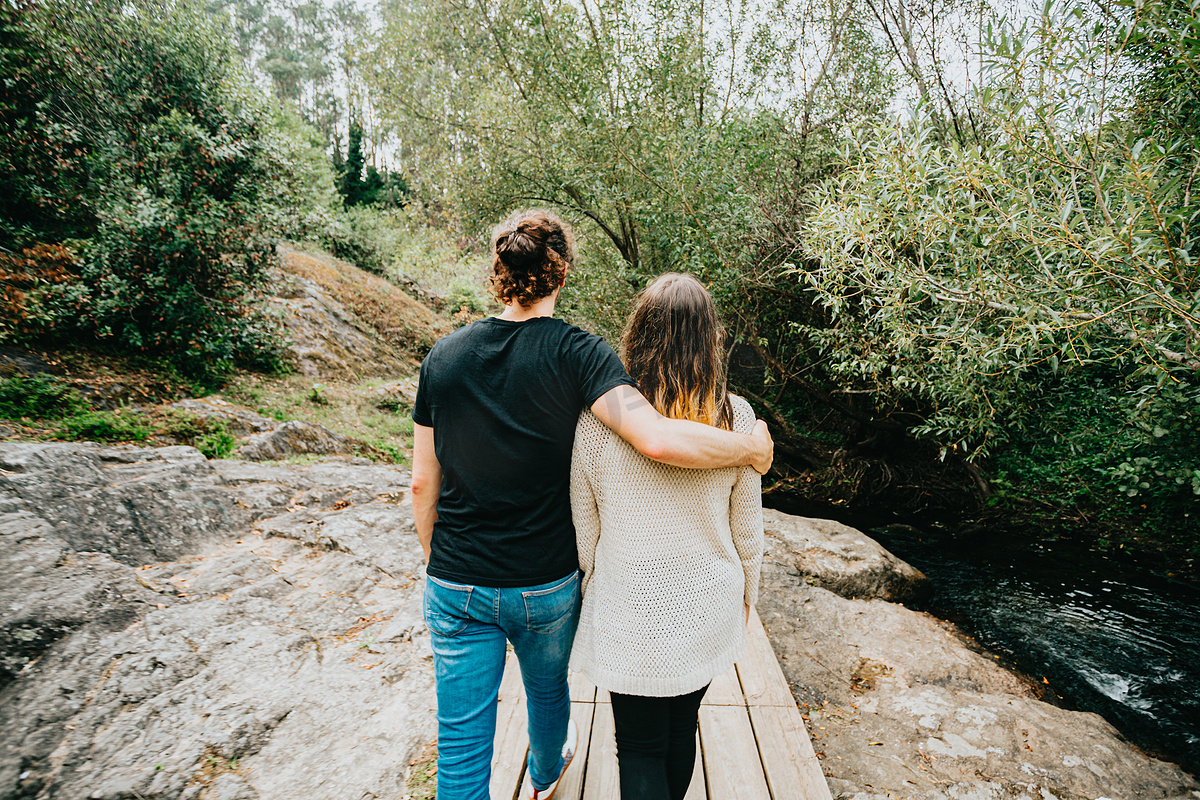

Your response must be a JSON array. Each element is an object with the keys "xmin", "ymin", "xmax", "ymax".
[{"xmin": 521, "ymin": 718, "xmax": 578, "ymax": 799}]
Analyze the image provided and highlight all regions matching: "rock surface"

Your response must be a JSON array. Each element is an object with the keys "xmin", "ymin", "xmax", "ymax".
[
  {"xmin": 758, "ymin": 519, "xmax": 1200, "ymax": 800},
  {"xmin": 266, "ymin": 244, "xmax": 438, "ymax": 381},
  {"xmin": 170, "ymin": 398, "xmax": 281, "ymax": 436},
  {"xmin": 233, "ymin": 419, "xmax": 369, "ymax": 461},
  {"xmin": 2, "ymin": 442, "xmax": 1197, "ymax": 800},
  {"xmin": 763, "ymin": 508, "xmax": 931, "ymax": 603},
  {"xmin": 0, "ymin": 443, "xmax": 434, "ymax": 800}
]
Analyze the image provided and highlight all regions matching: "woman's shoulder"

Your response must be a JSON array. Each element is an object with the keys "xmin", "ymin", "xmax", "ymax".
[
  {"xmin": 575, "ymin": 409, "xmax": 611, "ymax": 443},
  {"xmin": 727, "ymin": 394, "xmax": 756, "ymax": 434}
]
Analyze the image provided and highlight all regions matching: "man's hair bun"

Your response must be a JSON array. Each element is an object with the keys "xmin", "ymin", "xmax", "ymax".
[{"xmin": 489, "ymin": 210, "xmax": 575, "ymax": 307}]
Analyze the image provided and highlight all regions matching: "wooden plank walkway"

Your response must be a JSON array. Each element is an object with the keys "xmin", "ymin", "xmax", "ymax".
[{"xmin": 490, "ymin": 613, "xmax": 832, "ymax": 800}]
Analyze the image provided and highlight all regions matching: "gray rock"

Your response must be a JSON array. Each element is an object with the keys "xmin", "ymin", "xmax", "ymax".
[
  {"xmin": 0, "ymin": 443, "xmax": 245, "ymax": 567},
  {"xmin": 756, "ymin": 516, "xmax": 1200, "ymax": 800},
  {"xmin": 257, "ymin": 503, "xmax": 423, "ymax": 580},
  {"xmin": 209, "ymin": 774, "xmax": 259, "ymax": 800},
  {"xmin": 371, "ymin": 377, "xmax": 419, "ymax": 412},
  {"xmin": 763, "ymin": 508, "xmax": 930, "ymax": 603},
  {"xmin": 0, "ymin": 511, "xmax": 163, "ymax": 685},
  {"xmin": 0, "ymin": 445, "xmax": 435, "ymax": 800},
  {"xmin": 233, "ymin": 420, "xmax": 364, "ymax": 461},
  {"xmin": 170, "ymin": 398, "xmax": 281, "ymax": 436},
  {"xmin": 265, "ymin": 269, "xmax": 414, "ymax": 380},
  {"xmin": 211, "ymin": 458, "xmax": 410, "ymax": 518}
]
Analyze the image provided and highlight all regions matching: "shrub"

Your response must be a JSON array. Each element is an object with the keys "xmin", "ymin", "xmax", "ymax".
[
  {"xmin": 60, "ymin": 409, "xmax": 151, "ymax": 442},
  {"xmin": 2, "ymin": 0, "xmax": 297, "ymax": 383},
  {"xmin": 0, "ymin": 374, "xmax": 86, "ymax": 421},
  {"xmin": 195, "ymin": 426, "xmax": 238, "ymax": 459}
]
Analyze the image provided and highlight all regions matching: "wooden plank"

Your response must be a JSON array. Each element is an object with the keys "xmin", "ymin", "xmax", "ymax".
[
  {"xmin": 749, "ymin": 705, "xmax": 832, "ymax": 800},
  {"xmin": 581, "ymin": 700, "xmax": 620, "ymax": 800},
  {"xmin": 738, "ymin": 613, "xmax": 797, "ymax": 707},
  {"xmin": 698, "ymin": 706, "xmax": 772, "ymax": 800},
  {"xmin": 681, "ymin": 733, "xmax": 706, "ymax": 800},
  {"xmin": 551, "ymin": 702, "xmax": 597, "ymax": 800},
  {"xmin": 701, "ymin": 664, "xmax": 744, "ymax": 706},
  {"xmin": 569, "ymin": 669, "xmax": 597, "ymax": 703},
  {"xmin": 490, "ymin": 655, "xmax": 529, "ymax": 800}
]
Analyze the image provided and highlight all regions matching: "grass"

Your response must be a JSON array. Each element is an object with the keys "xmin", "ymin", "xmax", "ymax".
[
  {"xmin": 219, "ymin": 371, "xmax": 418, "ymax": 466},
  {"xmin": 404, "ymin": 740, "xmax": 439, "ymax": 800},
  {"xmin": 0, "ymin": 360, "xmax": 418, "ymax": 463},
  {"xmin": 279, "ymin": 243, "xmax": 453, "ymax": 357}
]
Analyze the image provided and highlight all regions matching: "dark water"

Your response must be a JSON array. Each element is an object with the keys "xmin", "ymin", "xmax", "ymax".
[{"xmin": 862, "ymin": 524, "xmax": 1200, "ymax": 777}]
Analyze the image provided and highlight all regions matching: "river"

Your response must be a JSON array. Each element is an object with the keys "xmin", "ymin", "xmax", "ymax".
[{"xmin": 863, "ymin": 523, "xmax": 1200, "ymax": 777}]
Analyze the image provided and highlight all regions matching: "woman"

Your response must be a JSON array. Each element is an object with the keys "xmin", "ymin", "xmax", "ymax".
[
  {"xmin": 411, "ymin": 212, "xmax": 773, "ymax": 800},
  {"xmin": 569, "ymin": 273, "xmax": 765, "ymax": 800}
]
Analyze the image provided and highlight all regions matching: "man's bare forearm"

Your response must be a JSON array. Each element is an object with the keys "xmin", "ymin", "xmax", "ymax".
[
  {"xmin": 411, "ymin": 423, "xmax": 442, "ymax": 563},
  {"xmin": 413, "ymin": 490, "xmax": 437, "ymax": 562},
  {"xmin": 591, "ymin": 385, "xmax": 774, "ymax": 473},
  {"xmin": 653, "ymin": 416, "xmax": 769, "ymax": 470}
]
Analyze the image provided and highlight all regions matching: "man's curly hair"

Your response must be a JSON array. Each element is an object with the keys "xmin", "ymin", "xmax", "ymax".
[{"xmin": 489, "ymin": 209, "xmax": 575, "ymax": 307}]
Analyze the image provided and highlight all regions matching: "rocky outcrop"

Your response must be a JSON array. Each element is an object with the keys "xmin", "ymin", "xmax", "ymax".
[
  {"xmin": 268, "ymin": 268, "xmax": 414, "ymax": 380},
  {"xmin": 268, "ymin": 244, "xmax": 449, "ymax": 381},
  {"xmin": 758, "ymin": 520, "xmax": 1200, "ymax": 800},
  {"xmin": 170, "ymin": 399, "xmax": 280, "ymax": 436},
  {"xmin": 3, "ymin": 442, "xmax": 1197, "ymax": 800},
  {"xmin": 0, "ymin": 443, "xmax": 434, "ymax": 800},
  {"xmin": 233, "ymin": 419, "xmax": 369, "ymax": 461},
  {"xmin": 0, "ymin": 443, "xmax": 245, "ymax": 567},
  {"xmin": 763, "ymin": 508, "xmax": 930, "ymax": 603}
]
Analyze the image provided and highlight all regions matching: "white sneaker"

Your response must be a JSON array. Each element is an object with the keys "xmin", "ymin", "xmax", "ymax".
[{"xmin": 521, "ymin": 718, "xmax": 578, "ymax": 800}]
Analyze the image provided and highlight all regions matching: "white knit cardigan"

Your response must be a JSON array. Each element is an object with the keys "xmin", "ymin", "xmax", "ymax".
[{"xmin": 569, "ymin": 395, "xmax": 765, "ymax": 697}]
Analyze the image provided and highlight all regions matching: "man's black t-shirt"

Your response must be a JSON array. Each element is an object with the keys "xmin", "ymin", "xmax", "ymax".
[{"xmin": 411, "ymin": 316, "xmax": 636, "ymax": 587}]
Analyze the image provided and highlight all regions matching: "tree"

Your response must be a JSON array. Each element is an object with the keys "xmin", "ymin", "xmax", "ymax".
[
  {"xmin": 0, "ymin": 0, "xmax": 298, "ymax": 382},
  {"xmin": 798, "ymin": 0, "xmax": 1199, "ymax": 519}
]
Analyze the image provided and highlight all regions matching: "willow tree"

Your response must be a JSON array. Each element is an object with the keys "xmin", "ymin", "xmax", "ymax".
[
  {"xmin": 375, "ymin": 0, "xmax": 894, "ymax": 260},
  {"xmin": 800, "ymin": 0, "xmax": 1200, "ymax": 526},
  {"xmin": 369, "ymin": 0, "xmax": 900, "ymax": 471}
]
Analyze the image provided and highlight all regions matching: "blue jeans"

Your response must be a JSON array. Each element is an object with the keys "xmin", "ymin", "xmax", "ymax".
[{"xmin": 423, "ymin": 570, "xmax": 582, "ymax": 800}]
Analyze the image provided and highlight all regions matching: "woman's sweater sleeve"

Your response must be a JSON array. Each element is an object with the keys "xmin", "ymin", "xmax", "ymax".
[
  {"xmin": 730, "ymin": 465, "xmax": 764, "ymax": 606},
  {"xmin": 728, "ymin": 396, "xmax": 764, "ymax": 606},
  {"xmin": 571, "ymin": 412, "xmax": 603, "ymax": 595}
]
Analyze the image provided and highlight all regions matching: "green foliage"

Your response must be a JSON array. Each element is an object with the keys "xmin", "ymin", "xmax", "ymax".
[
  {"xmin": 1, "ymin": 0, "xmax": 302, "ymax": 383},
  {"xmin": 989, "ymin": 371, "xmax": 1199, "ymax": 541},
  {"xmin": 794, "ymin": 0, "xmax": 1198, "ymax": 538},
  {"xmin": 0, "ymin": 374, "xmax": 86, "ymax": 421},
  {"xmin": 319, "ymin": 206, "xmax": 406, "ymax": 275},
  {"xmin": 444, "ymin": 280, "xmax": 489, "ymax": 317},
  {"xmin": 195, "ymin": 425, "xmax": 238, "ymax": 459},
  {"xmin": 368, "ymin": 0, "xmax": 889, "ymax": 280},
  {"xmin": 334, "ymin": 118, "xmax": 412, "ymax": 210},
  {"xmin": 209, "ymin": 0, "xmax": 369, "ymax": 155},
  {"xmin": 60, "ymin": 409, "xmax": 152, "ymax": 442},
  {"xmin": 262, "ymin": 108, "xmax": 344, "ymax": 241}
]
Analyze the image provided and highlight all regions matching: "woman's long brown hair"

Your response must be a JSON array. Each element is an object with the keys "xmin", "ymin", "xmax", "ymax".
[{"xmin": 621, "ymin": 273, "xmax": 734, "ymax": 430}]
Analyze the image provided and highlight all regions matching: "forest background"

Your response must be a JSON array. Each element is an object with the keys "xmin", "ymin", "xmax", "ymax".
[{"xmin": 1, "ymin": 0, "xmax": 1197, "ymax": 569}]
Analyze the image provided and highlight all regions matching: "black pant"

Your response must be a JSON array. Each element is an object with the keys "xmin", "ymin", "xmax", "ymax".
[{"xmin": 609, "ymin": 684, "xmax": 709, "ymax": 800}]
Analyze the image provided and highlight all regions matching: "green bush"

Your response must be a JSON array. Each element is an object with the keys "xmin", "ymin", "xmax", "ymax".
[
  {"xmin": 60, "ymin": 409, "xmax": 151, "ymax": 442},
  {"xmin": 0, "ymin": 374, "xmax": 86, "ymax": 421},
  {"xmin": 318, "ymin": 206, "xmax": 409, "ymax": 276},
  {"xmin": 2, "ymin": 0, "xmax": 301, "ymax": 384},
  {"xmin": 195, "ymin": 426, "xmax": 238, "ymax": 459}
]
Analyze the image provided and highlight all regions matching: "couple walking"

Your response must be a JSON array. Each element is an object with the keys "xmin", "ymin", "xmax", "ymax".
[{"xmin": 410, "ymin": 209, "xmax": 772, "ymax": 800}]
